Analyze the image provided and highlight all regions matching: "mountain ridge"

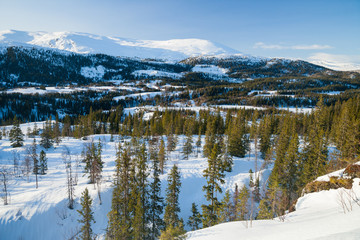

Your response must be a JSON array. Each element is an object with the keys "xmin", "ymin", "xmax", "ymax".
[{"xmin": 0, "ymin": 30, "xmax": 240, "ymax": 60}]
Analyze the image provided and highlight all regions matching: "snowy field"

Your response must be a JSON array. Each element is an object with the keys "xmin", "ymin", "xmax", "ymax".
[
  {"xmin": 187, "ymin": 178, "xmax": 360, "ymax": 240},
  {"xmin": 0, "ymin": 122, "xmax": 266, "ymax": 239}
]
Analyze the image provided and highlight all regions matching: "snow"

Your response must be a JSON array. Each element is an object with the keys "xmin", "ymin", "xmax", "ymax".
[
  {"xmin": 3, "ymin": 86, "xmax": 142, "ymax": 95},
  {"xmin": 80, "ymin": 65, "xmax": 105, "ymax": 79},
  {"xmin": 192, "ymin": 65, "xmax": 228, "ymax": 76},
  {"xmin": 113, "ymin": 91, "xmax": 164, "ymax": 101},
  {"xmin": 0, "ymin": 121, "xmax": 265, "ymax": 239},
  {"xmin": 1, "ymin": 121, "xmax": 359, "ymax": 239},
  {"xmin": 187, "ymin": 171, "xmax": 360, "ymax": 240},
  {"xmin": 132, "ymin": 70, "xmax": 183, "ymax": 79},
  {"xmin": 0, "ymin": 30, "xmax": 240, "ymax": 60}
]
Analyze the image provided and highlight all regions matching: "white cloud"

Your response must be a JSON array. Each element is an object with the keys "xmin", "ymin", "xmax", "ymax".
[
  {"xmin": 254, "ymin": 42, "xmax": 332, "ymax": 50},
  {"xmin": 308, "ymin": 53, "xmax": 360, "ymax": 71}
]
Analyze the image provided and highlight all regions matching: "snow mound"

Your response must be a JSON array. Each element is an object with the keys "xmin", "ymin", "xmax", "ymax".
[{"xmin": 187, "ymin": 166, "xmax": 360, "ymax": 240}]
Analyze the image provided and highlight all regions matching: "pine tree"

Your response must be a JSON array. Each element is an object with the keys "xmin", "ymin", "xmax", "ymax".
[
  {"xmin": 259, "ymin": 114, "xmax": 273, "ymax": 160},
  {"xmin": 182, "ymin": 120, "xmax": 193, "ymax": 160},
  {"xmin": 163, "ymin": 164, "xmax": 183, "ymax": 237},
  {"xmin": 39, "ymin": 150, "xmax": 47, "ymax": 175},
  {"xmin": 187, "ymin": 203, "xmax": 202, "ymax": 231},
  {"xmin": 132, "ymin": 143, "xmax": 149, "ymax": 239},
  {"xmin": 82, "ymin": 140, "xmax": 103, "ymax": 184},
  {"xmin": 40, "ymin": 119, "xmax": 54, "ymax": 149},
  {"xmin": 149, "ymin": 150, "xmax": 164, "ymax": 240},
  {"xmin": 196, "ymin": 128, "xmax": 202, "ymax": 156},
  {"xmin": 236, "ymin": 185, "xmax": 250, "ymax": 220},
  {"xmin": 30, "ymin": 139, "xmax": 39, "ymax": 188},
  {"xmin": 9, "ymin": 116, "xmax": 24, "ymax": 148},
  {"xmin": 53, "ymin": 114, "xmax": 61, "ymax": 145},
  {"xmin": 228, "ymin": 111, "xmax": 249, "ymax": 158},
  {"xmin": 107, "ymin": 147, "xmax": 132, "ymax": 239},
  {"xmin": 202, "ymin": 143, "xmax": 224, "ymax": 227},
  {"xmin": 159, "ymin": 138, "xmax": 166, "ymax": 174},
  {"xmin": 257, "ymin": 199, "xmax": 273, "ymax": 219},
  {"xmin": 218, "ymin": 191, "xmax": 232, "ymax": 224},
  {"xmin": 77, "ymin": 188, "xmax": 95, "ymax": 240}
]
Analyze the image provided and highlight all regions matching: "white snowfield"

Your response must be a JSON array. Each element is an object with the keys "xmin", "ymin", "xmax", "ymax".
[
  {"xmin": 187, "ymin": 169, "xmax": 360, "ymax": 240},
  {"xmin": 0, "ymin": 30, "xmax": 239, "ymax": 60},
  {"xmin": 0, "ymin": 121, "xmax": 267, "ymax": 240},
  {"xmin": 0, "ymin": 121, "xmax": 358, "ymax": 240}
]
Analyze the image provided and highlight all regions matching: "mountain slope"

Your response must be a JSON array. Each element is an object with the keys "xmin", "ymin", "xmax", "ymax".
[{"xmin": 0, "ymin": 30, "xmax": 240, "ymax": 60}]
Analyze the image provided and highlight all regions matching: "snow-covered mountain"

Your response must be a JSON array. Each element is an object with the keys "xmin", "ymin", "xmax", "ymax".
[{"xmin": 0, "ymin": 30, "xmax": 240, "ymax": 60}]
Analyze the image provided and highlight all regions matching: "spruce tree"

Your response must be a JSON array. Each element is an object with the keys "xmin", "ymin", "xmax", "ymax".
[
  {"xmin": 132, "ymin": 143, "xmax": 149, "ymax": 239},
  {"xmin": 149, "ymin": 150, "xmax": 164, "ymax": 240},
  {"xmin": 257, "ymin": 199, "xmax": 273, "ymax": 220},
  {"xmin": 182, "ymin": 120, "xmax": 193, "ymax": 160},
  {"xmin": 202, "ymin": 143, "xmax": 223, "ymax": 227},
  {"xmin": 162, "ymin": 164, "xmax": 184, "ymax": 238},
  {"xmin": 107, "ymin": 147, "xmax": 132, "ymax": 239},
  {"xmin": 236, "ymin": 185, "xmax": 250, "ymax": 220},
  {"xmin": 228, "ymin": 111, "xmax": 249, "ymax": 158},
  {"xmin": 39, "ymin": 150, "xmax": 47, "ymax": 175},
  {"xmin": 77, "ymin": 188, "xmax": 95, "ymax": 240},
  {"xmin": 40, "ymin": 119, "xmax": 54, "ymax": 149},
  {"xmin": 187, "ymin": 203, "xmax": 202, "ymax": 231},
  {"xmin": 82, "ymin": 140, "xmax": 103, "ymax": 184},
  {"xmin": 9, "ymin": 116, "xmax": 24, "ymax": 148},
  {"xmin": 218, "ymin": 191, "xmax": 232, "ymax": 223},
  {"xmin": 30, "ymin": 139, "xmax": 39, "ymax": 188},
  {"xmin": 159, "ymin": 138, "xmax": 166, "ymax": 174}
]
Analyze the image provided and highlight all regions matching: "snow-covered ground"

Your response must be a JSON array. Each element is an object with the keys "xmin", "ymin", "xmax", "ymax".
[
  {"xmin": 132, "ymin": 70, "xmax": 183, "ymax": 79},
  {"xmin": 192, "ymin": 65, "xmax": 228, "ymax": 77},
  {"xmin": 187, "ymin": 168, "xmax": 360, "ymax": 240},
  {"xmin": 0, "ymin": 122, "xmax": 264, "ymax": 240}
]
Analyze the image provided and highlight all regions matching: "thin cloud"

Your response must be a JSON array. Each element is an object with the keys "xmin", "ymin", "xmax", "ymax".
[
  {"xmin": 254, "ymin": 42, "xmax": 332, "ymax": 50},
  {"xmin": 308, "ymin": 53, "xmax": 360, "ymax": 71}
]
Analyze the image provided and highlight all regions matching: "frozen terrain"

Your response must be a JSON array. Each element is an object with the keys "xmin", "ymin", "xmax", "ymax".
[
  {"xmin": 0, "ymin": 121, "xmax": 265, "ymax": 239},
  {"xmin": 187, "ymin": 166, "xmax": 360, "ymax": 240}
]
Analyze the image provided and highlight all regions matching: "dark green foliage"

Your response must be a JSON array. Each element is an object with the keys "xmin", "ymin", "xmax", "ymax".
[
  {"xmin": 39, "ymin": 150, "xmax": 47, "ymax": 175},
  {"xmin": 77, "ymin": 188, "xmax": 95, "ymax": 240},
  {"xmin": 149, "ymin": 149, "xmax": 164, "ymax": 240},
  {"xmin": 107, "ymin": 147, "xmax": 132, "ymax": 239},
  {"xmin": 228, "ymin": 110, "xmax": 249, "ymax": 158},
  {"xmin": 40, "ymin": 119, "xmax": 54, "ymax": 149},
  {"xmin": 82, "ymin": 140, "xmax": 103, "ymax": 184},
  {"xmin": 187, "ymin": 203, "xmax": 202, "ymax": 231},
  {"xmin": 164, "ymin": 165, "xmax": 182, "ymax": 227},
  {"xmin": 9, "ymin": 116, "xmax": 24, "ymax": 148}
]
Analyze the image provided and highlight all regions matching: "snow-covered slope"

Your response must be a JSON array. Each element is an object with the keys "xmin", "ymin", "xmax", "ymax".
[
  {"xmin": 187, "ymin": 166, "xmax": 360, "ymax": 240},
  {"xmin": 0, "ymin": 30, "xmax": 240, "ymax": 60},
  {"xmin": 0, "ymin": 121, "xmax": 267, "ymax": 240}
]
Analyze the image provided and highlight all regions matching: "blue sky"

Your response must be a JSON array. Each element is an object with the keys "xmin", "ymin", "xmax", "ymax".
[{"xmin": 1, "ymin": 0, "xmax": 359, "ymax": 67}]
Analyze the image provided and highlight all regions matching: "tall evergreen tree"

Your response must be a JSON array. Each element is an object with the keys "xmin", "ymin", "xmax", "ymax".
[
  {"xmin": 162, "ymin": 164, "xmax": 184, "ymax": 239},
  {"xmin": 149, "ymin": 149, "xmax": 164, "ymax": 240},
  {"xmin": 187, "ymin": 203, "xmax": 202, "ymax": 231},
  {"xmin": 107, "ymin": 147, "xmax": 132, "ymax": 239},
  {"xmin": 82, "ymin": 140, "xmax": 103, "ymax": 184},
  {"xmin": 202, "ymin": 143, "xmax": 224, "ymax": 227},
  {"xmin": 30, "ymin": 139, "xmax": 39, "ymax": 188},
  {"xmin": 39, "ymin": 150, "xmax": 47, "ymax": 175},
  {"xmin": 236, "ymin": 185, "xmax": 250, "ymax": 220},
  {"xmin": 77, "ymin": 188, "xmax": 95, "ymax": 240},
  {"xmin": 228, "ymin": 111, "xmax": 249, "ymax": 158},
  {"xmin": 159, "ymin": 138, "xmax": 166, "ymax": 174},
  {"xmin": 40, "ymin": 119, "xmax": 54, "ymax": 149},
  {"xmin": 9, "ymin": 116, "xmax": 24, "ymax": 148},
  {"xmin": 182, "ymin": 119, "xmax": 194, "ymax": 160}
]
